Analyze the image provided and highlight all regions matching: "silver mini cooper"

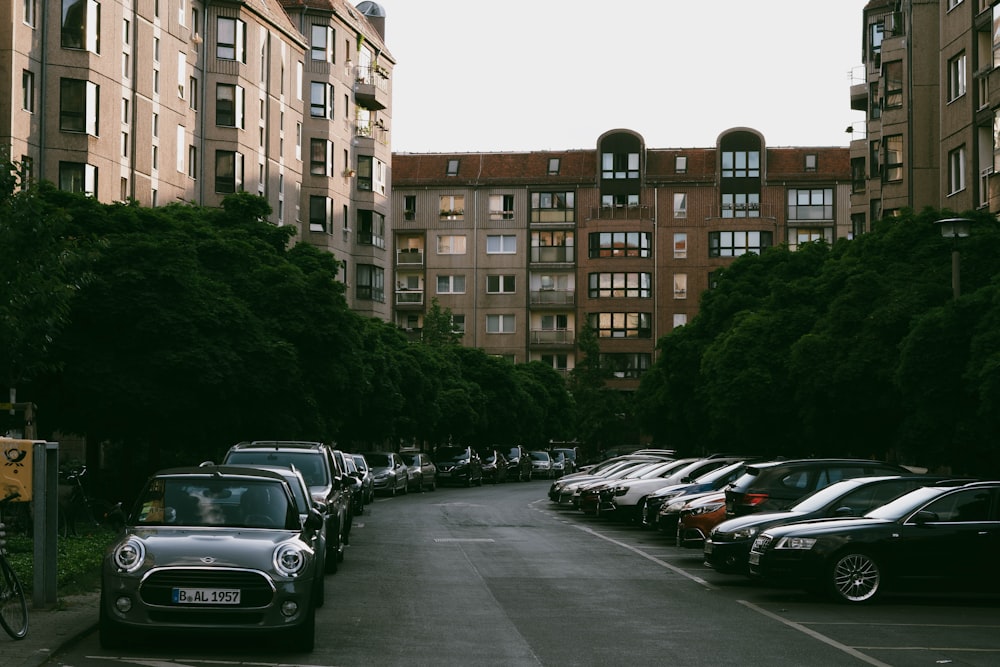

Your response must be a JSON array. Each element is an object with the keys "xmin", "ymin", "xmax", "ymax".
[{"xmin": 100, "ymin": 465, "xmax": 323, "ymax": 651}]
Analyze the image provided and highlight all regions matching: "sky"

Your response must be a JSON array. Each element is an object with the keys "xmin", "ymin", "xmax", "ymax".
[{"xmin": 380, "ymin": 0, "xmax": 870, "ymax": 154}]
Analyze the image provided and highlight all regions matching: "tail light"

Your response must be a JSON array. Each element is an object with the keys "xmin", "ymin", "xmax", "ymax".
[{"xmin": 743, "ymin": 493, "xmax": 769, "ymax": 507}]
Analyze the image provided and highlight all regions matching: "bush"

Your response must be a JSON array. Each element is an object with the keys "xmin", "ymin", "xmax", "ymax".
[{"xmin": 6, "ymin": 530, "xmax": 115, "ymax": 595}]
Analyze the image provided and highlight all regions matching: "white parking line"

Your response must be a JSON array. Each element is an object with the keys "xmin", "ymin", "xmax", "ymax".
[{"xmin": 737, "ymin": 600, "xmax": 893, "ymax": 667}]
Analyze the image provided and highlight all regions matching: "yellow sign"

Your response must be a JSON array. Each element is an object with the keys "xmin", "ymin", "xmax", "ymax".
[{"xmin": 0, "ymin": 438, "xmax": 34, "ymax": 502}]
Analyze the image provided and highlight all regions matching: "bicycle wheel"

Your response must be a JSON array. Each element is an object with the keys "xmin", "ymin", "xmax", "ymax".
[{"xmin": 0, "ymin": 555, "xmax": 28, "ymax": 639}]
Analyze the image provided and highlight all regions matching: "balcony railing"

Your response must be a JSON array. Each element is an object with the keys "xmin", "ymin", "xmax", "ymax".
[
  {"xmin": 396, "ymin": 249, "xmax": 424, "ymax": 265},
  {"xmin": 530, "ymin": 246, "xmax": 574, "ymax": 263},
  {"xmin": 395, "ymin": 290, "xmax": 424, "ymax": 306},
  {"xmin": 356, "ymin": 122, "xmax": 389, "ymax": 145},
  {"xmin": 530, "ymin": 289, "xmax": 575, "ymax": 306},
  {"xmin": 530, "ymin": 329, "xmax": 574, "ymax": 345},
  {"xmin": 589, "ymin": 205, "xmax": 653, "ymax": 220}
]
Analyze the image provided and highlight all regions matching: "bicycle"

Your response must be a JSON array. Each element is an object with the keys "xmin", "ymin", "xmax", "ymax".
[
  {"xmin": 0, "ymin": 491, "xmax": 29, "ymax": 640},
  {"xmin": 58, "ymin": 466, "xmax": 125, "ymax": 537}
]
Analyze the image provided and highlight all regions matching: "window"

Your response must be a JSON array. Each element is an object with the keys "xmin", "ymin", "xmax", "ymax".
[
  {"xmin": 188, "ymin": 145, "xmax": 197, "ymax": 178},
  {"xmin": 214, "ymin": 150, "xmax": 243, "ymax": 193},
  {"xmin": 153, "ymin": 113, "xmax": 159, "ymax": 137},
  {"xmin": 673, "ymin": 192, "xmax": 687, "ymax": 218},
  {"xmin": 122, "ymin": 97, "xmax": 128, "ymax": 123},
  {"xmin": 588, "ymin": 232, "xmax": 652, "ymax": 258},
  {"xmin": 884, "ymin": 61, "xmax": 903, "ymax": 108},
  {"xmin": 708, "ymin": 231, "xmax": 773, "ymax": 257},
  {"xmin": 403, "ymin": 195, "xmax": 416, "ymax": 220},
  {"xmin": 547, "ymin": 158, "xmax": 560, "ymax": 175},
  {"xmin": 588, "ymin": 312, "xmax": 652, "ymax": 339},
  {"xmin": 721, "ymin": 193, "xmax": 760, "ymax": 218},
  {"xmin": 310, "ymin": 138, "xmax": 332, "ymax": 176},
  {"xmin": 216, "ymin": 84, "xmax": 244, "ymax": 127},
  {"xmin": 530, "ymin": 191, "xmax": 574, "ymax": 222},
  {"xmin": 673, "ymin": 274, "xmax": 687, "ymax": 299},
  {"xmin": 24, "ymin": 0, "xmax": 36, "ymax": 27},
  {"xmin": 805, "ymin": 154, "xmax": 817, "ymax": 171},
  {"xmin": 947, "ymin": 0, "xmax": 964, "ymax": 11},
  {"xmin": 531, "ymin": 230, "xmax": 574, "ymax": 262},
  {"xmin": 356, "ymin": 265, "xmax": 385, "ymax": 302},
  {"xmin": 588, "ymin": 272, "xmax": 652, "ymax": 298},
  {"xmin": 673, "ymin": 314, "xmax": 687, "ymax": 328},
  {"xmin": 217, "ymin": 17, "xmax": 246, "ymax": 62},
  {"xmin": 601, "ymin": 193, "xmax": 639, "ymax": 208},
  {"xmin": 121, "ymin": 131, "xmax": 128, "ymax": 157},
  {"xmin": 177, "ymin": 54, "xmax": 186, "ymax": 99},
  {"xmin": 949, "ymin": 145, "xmax": 966, "ymax": 195},
  {"xmin": 787, "ymin": 188, "xmax": 833, "ymax": 220},
  {"xmin": 489, "ymin": 194, "xmax": 515, "ymax": 220},
  {"xmin": 437, "ymin": 275, "xmax": 466, "ymax": 294},
  {"xmin": 61, "ymin": 0, "xmax": 100, "ymax": 52},
  {"xmin": 721, "ymin": 151, "xmax": 759, "ymax": 178},
  {"xmin": 309, "ymin": 196, "xmax": 330, "ymax": 232},
  {"xmin": 60, "ymin": 78, "xmax": 99, "ymax": 135},
  {"xmin": 600, "ymin": 353, "xmax": 651, "ymax": 379},
  {"xmin": 451, "ymin": 314, "xmax": 466, "ymax": 335},
  {"xmin": 446, "ymin": 159, "xmax": 459, "ymax": 176},
  {"xmin": 310, "ymin": 82, "xmax": 330, "ymax": 118},
  {"xmin": 869, "ymin": 19, "xmax": 884, "ymax": 64},
  {"xmin": 437, "ymin": 235, "xmax": 466, "ymax": 254},
  {"xmin": 884, "ymin": 134, "xmax": 903, "ymax": 182},
  {"xmin": 541, "ymin": 354, "xmax": 568, "ymax": 371},
  {"xmin": 792, "ymin": 228, "xmax": 826, "ymax": 248},
  {"xmin": 152, "ymin": 145, "xmax": 158, "ymax": 169},
  {"xmin": 486, "ymin": 234, "xmax": 516, "ymax": 254},
  {"xmin": 310, "ymin": 25, "xmax": 331, "ymax": 61},
  {"xmin": 675, "ymin": 155, "xmax": 687, "ymax": 173},
  {"xmin": 21, "ymin": 70, "xmax": 34, "ymax": 112},
  {"xmin": 357, "ymin": 210, "xmax": 385, "ymax": 248},
  {"xmin": 188, "ymin": 77, "xmax": 198, "ymax": 109},
  {"xmin": 487, "ymin": 275, "xmax": 516, "ymax": 294},
  {"xmin": 486, "ymin": 314, "xmax": 515, "ymax": 333},
  {"xmin": 439, "ymin": 194, "xmax": 464, "ymax": 218},
  {"xmin": 673, "ymin": 233, "xmax": 687, "ymax": 259},
  {"xmin": 601, "ymin": 152, "xmax": 639, "ymax": 179},
  {"xmin": 948, "ymin": 53, "xmax": 967, "ymax": 102},
  {"xmin": 153, "ymin": 37, "xmax": 159, "ymax": 62},
  {"xmin": 58, "ymin": 162, "xmax": 97, "ymax": 195},
  {"xmin": 356, "ymin": 156, "xmax": 386, "ymax": 195}
]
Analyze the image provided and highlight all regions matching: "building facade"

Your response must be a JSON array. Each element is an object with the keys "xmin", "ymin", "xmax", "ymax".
[
  {"xmin": 849, "ymin": 0, "xmax": 1000, "ymax": 229},
  {"xmin": 1, "ymin": 0, "xmax": 393, "ymax": 319},
  {"xmin": 391, "ymin": 130, "xmax": 851, "ymax": 389}
]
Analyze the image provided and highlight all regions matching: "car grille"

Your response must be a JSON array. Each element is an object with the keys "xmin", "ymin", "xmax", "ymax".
[
  {"xmin": 750, "ymin": 535, "xmax": 772, "ymax": 554},
  {"xmin": 140, "ymin": 568, "xmax": 275, "ymax": 608}
]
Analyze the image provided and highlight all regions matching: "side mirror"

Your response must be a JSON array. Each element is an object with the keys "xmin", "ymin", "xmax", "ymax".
[
  {"xmin": 911, "ymin": 510, "xmax": 939, "ymax": 525},
  {"xmin": 833, "ymin": 506, "xmax": 855, "ymax": 517},
  {"xmin": 305, "ymin": 508, "xmax": 324, "ymax": 531}
]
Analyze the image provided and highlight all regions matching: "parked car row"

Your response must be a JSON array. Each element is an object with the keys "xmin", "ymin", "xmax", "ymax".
[
  {"xmin": 100, "ymin": 440, "xmax": 392, "ymax": 652},
  {"xmin": 550, "ymin": 452, "xmax": 1000, "ymax": 604}
]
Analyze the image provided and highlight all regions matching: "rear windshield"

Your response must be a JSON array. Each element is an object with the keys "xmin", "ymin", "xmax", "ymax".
[{"xmin": 364, "ymin": 453, "xmax": 390, "ymax": 467}]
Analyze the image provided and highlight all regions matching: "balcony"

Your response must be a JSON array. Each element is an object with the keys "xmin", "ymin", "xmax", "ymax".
[
  {"xmin": 589, "ymin": 205, "xmax": 653, "ymax": 221},
  {"xmin": 530, "ymin": 246, "xmax": 575, "ymax": 264},
  {"xmin": 530, "ymin": 329, "xmax": 575, "ymax": 346},
  {"xmin": 395, "ymin": 289, "xmax": 424, "ymax": 308},
  {"xmin": 354, "ymin": 65, "xmax": 389, "ymax": 110},
  {"xmin": 355, "ymin": 121, "xmax": 389, "ymax": 147},
  {"xmin": 396, "ymin": 249, "xmax": 424, "ymax": 266},
  {"xmin": 530, "ymin": 289, "xmax": 575, "ymax": 306}
]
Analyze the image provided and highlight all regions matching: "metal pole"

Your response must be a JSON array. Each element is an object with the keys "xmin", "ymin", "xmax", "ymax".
[{"xmin": 952, "ymin": 248, "xmax": 961, "ymax": 300}]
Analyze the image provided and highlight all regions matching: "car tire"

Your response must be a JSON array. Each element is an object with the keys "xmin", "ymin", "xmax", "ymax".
[
  {"xmin": 286, "ymin": 603, "xmax": 316, "ymax": 652},
  {"xmin": 312, "ymin": 569, "xmax": 325, "ymax": 608},
  {"xmin": 98, "ymin": 600, "xmax": 128, "ymax": 649},
  {"xmin": 325, "ymin": 533, "xmax": 340, "ymax": 573},
  {"xmin": 828, "ymin": 550, "xmax": 882, "ymax": 604},
  {"xmin": 416, "ymin": 474, "xmax": 424, "ymax": 493}
]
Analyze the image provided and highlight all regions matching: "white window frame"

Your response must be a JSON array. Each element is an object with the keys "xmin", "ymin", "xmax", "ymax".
[
  {"xmin": 437, "ymin": 235, "xmax": 467, "ymax": 255},
  {"xmin": 486, "ymin": 234, "xmax": 516, "ymax": 254},
  {"xmin": 486, "ymin": 275, "xmax": 516, "ymax": 294},
  {"xmin": 486, "ymin": 314, "xmax": 515, "ymax": 334},
  {"xmin": 436, "ymin": 275, "xmax": 466, "ymax": 294}
]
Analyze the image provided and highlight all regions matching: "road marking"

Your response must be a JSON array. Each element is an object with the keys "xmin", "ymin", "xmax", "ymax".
[
  {"xmin": 738, "ymin": 600, "xmax": 893, "ymax": 667},
  {"xmin": 434, "ymin": 538, "xmax": 496, "ymax": 543},
  {"xmin": 87, "ymin": 657, "xmax": 332, "ymax": 667}
]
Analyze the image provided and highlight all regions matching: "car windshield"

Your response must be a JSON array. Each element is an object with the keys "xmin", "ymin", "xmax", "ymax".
[
  {"xmin": 530, "ymin": 452, "xmax": 549, "ymax": 461},
  {"xmin": 696, "ymin": 461, "xmax": 746, "ymax": 486},
  {"xmin": 365, "ymin": 453, "xmax": 390, "ymax": 467},
  {"xmin": 479, "ymin": 451, "xmax": 497, "ymax": 463},
  {"xmin": 133, "ymin": 477, "xmax": 293, "ymax": 529},
  {"xmin": 789, "ymin": 478, "xmax": 875, "ymax": 513},
  {"xmin": 224, "ymin": 451, "xmax": 329, "ymax": 487},
  {"xmin": 400, "ymin": 453, "xmax": 418, "ymax": 465},
  {"xmin": 864, "ymin": 486, "xmax": 951, "ymax": 521},
  {"xmin": 436, "ymin": 447, "xmax": 467, "ymax": 460},
  {"xmin": 352, "ymin": 455, "xmax": 368, "ymax": 471}
]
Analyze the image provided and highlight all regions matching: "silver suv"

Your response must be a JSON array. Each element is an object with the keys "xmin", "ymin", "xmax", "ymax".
[{"xmin": 223, "ymin": 440, "xmax": 349, "ymax": 573}]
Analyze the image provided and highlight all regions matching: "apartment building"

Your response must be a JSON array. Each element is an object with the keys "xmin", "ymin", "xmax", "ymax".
[
  {"xmin": 2, "ymin": 0, "xmax": 393, "ymax": 319},
  {"xmin": 392, "ymin": 129, "xmax": 851, "ymax": 389},
  {"xmin": 849, "ymin": 0, "xmax": 999, "ymax": 229}
]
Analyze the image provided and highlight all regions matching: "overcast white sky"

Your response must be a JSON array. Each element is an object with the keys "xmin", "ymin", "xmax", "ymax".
[{"xmin": 380, "ymin": 0, "xmax": 870, "ymax": 154}]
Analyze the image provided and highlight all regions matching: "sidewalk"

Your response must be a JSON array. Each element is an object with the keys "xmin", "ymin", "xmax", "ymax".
[{"xmin": 0, "ymin": 590, "xmax": 100, "ymax": 667}]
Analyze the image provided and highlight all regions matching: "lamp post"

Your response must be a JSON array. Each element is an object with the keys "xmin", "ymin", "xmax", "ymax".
[{"xmin": 935, "ymin": 218, "xmax": 972, "ymax": 300}]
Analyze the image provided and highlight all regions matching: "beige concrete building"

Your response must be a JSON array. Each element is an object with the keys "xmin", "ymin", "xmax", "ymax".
[
  {"xmin": 392, "ymin": 131, "xmax": 851, "ymax": 390},
  {"xmin": 849, "ymin": 0, "xmax": 1000, "ymax": 228},
  {"xmin": 2, "ymin": 0, "xmax": 393, "ymax": 319}
]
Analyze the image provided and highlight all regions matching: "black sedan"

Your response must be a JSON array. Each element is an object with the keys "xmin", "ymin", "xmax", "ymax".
[
  {"xmin": 705, "ymin": 475, "xmax": 960, "ymax": 574},
  {"xmin": 747, "ymin": 480, "xmax": 1000, "ymax": 603}
]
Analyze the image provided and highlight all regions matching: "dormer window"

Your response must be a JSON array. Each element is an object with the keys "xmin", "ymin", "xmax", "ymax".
[
  {"xmin": 805, "ymin": 154, "xmax": 817, "ymax": 172},
  {"xmin": 446, "ymin": 159, "xmax": 459, "ymax": 176},
  {"xmin": 675, "ymin": 156, "xmax": 687, "ymax": 173},
  {"xmin": 547, "ymin": 158, "xmax": 560, "ymax": 175}
]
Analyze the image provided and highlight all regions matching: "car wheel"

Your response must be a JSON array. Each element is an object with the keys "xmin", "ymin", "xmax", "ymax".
[
  {"xmin": 312, "ymin": 568, "xmax": 326, "ymax": 608},
  {"xmin": 401, "ymin": 478, "xmax": 409, "ymax": 494},
  {"xmin": 829, "ymin": 551, "xmax": 881, "ymax": 603},
  {"xmin": 286, "ymin": 603, "xmax": 316, "ymax": 652},
  {"xmin": 325, "ymin": 534, "xmax": 340, "ymax": 573},
  {"xmin": 99, "ymin": 600, "xmax": 128, "ymax": 649},
  {"xmin": 416, "ymin": 474, "xmax": 424, "ymax": 493}
]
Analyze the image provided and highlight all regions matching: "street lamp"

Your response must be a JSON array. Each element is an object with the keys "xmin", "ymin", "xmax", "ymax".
[{"xmin": 935, "ymin": 217, "xmax": 972, "ymax": 300}]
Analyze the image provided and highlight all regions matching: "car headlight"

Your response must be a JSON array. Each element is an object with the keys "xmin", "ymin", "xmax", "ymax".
[
  {"xmin": 689, "ymin": 501, "xmax": 724, "ymax": 516},
  {"xmin": 112, "ymin": 537, "xmax": 146, "ymax": 573},
  {"xmin": 775, "ymin": 536, "xmax": 817, "ymax": 550},
  {"xmin": 731, "ymin": 526, "xmax": 759, "ymax": 540},
  {"xmin": 614, "ymin": 486, "xmax": 629, "ymax": 496},
  {"xmin": 665, "ymin": 499, "xmax": 688, "ymax": 512},
  {"xmin": 373, "ymin": 472, "xmax": 389, "ymax": 480},
  {"xmin": 273, "ymin": 542, "xmax": 309, "ymax": 576}
]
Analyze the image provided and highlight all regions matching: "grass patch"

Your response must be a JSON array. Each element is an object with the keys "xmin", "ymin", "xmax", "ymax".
[{"xmin": 5, "ymin": 530, "xmax": 116, "ymax": 595}]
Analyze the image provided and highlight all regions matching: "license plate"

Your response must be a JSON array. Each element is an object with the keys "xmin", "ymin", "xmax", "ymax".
[
  {"xmin": 748, "ymin": 552, "xmax": 760, "ymax": 566},
  {"xmin": 172, "ymin": 587, "xmax": 241, "ymax": 604}
]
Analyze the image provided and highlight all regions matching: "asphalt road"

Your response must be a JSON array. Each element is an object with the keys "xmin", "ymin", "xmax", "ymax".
[{"xmin": 50, "ymin": 479, "xmax": 1000, "ymax": 666}]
